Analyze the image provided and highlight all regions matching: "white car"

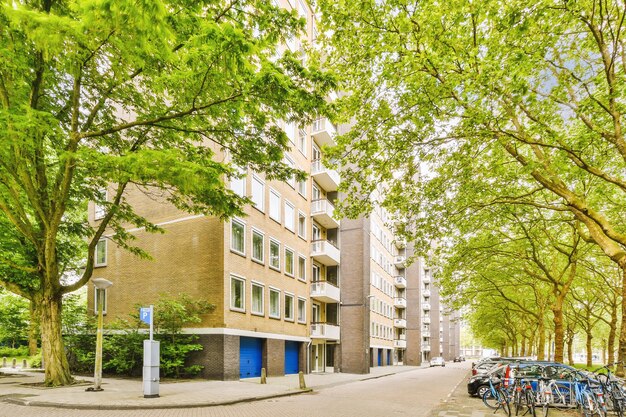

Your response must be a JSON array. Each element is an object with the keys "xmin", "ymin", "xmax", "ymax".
[{"xmin": 430, "ymin": 356, "xmax": 445, "ymax": 367}]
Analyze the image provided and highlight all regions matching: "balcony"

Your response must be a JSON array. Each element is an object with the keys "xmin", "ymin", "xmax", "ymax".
[
  {"xmin": 422, "ymin": 276, "xmax": 431, "ymax": 284},
  {"xmin": 394, "ymin": 339, "xmax": 407, "ymax": 349},
  {"xmin": 422, "ymin": 344, "xmax": 431, "ymax": 352},
  {"xmin": 422, "ymin": 303, "xmax": 431, "ymax": 311},
  {"xmin": 311, "ymin": 322, "xmax": 340, "ymax": 341},
  {"xmin": 422, "ymin": 289, "xmax": 431, "ymax": 297},
  {"xmin": 311, "ymin": 160, "xmax": 340, "ymax": 192},
  {"xmin": 394, "ymin": 297, "xmax": 407, "ymax": 309},
  {"xmin": 394, "ymin": 239, "xmax": 406, "ymax": 249},
  {"xmin": 311, "ymin": 117, "xmax": 337, "ymax": 147},
  {"xmin": 311, "ymin": 199, "xmax": 340, "ymax": 229},
  {"xmin": 311, "ymin": 240, "xmax": 341, "ymax": 266},
  {"xmin": 310, "ymin": 281, "xmax": 341, "ymax": 303},
  {"xmin": 422, "ymin": 317, "xmax": 431, "ymax": 324},
  {"xmin": 394, "ymin": 318, "xmax": 407, "ymax": 328},
  {"xmin": 394, "ymin": 256, "xmax": 406, "ymax": 269},
  {"xmin": 394, "ymin": 276, "xmax": 407, "ymax": 289}
]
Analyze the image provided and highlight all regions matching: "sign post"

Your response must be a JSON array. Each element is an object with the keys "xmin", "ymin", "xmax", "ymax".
[{"xmin": 140, "ymin": 305, "xmax": 159, "ymax": 398}]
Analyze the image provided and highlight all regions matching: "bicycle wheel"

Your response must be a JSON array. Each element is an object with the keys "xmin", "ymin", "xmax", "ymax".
[
  {"xmin": 552, "ymin": 384, "xmax": 571, "ymax": 407},
  {"xmin": 498, "ymin": 387, "xmax": 512, "ymax": 417},
  {"xmin": 525, "ymin": 389, "xmax": 537, "ymax": 417},
  {"xmin": 514, "ymin": 389, "xmax": 523, "ymax": 416},
  {"xmin": 579, "ymin": 391, "xmax": 594, "ymax": 417},
  {"xmin": 483, "ymin": 389, "xmax": 499, "ymax": 410}
]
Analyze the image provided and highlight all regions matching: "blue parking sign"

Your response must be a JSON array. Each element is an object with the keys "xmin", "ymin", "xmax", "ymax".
[{"xmin": 140, "ymin": 307, "xmax": 151, "ymax": 325}]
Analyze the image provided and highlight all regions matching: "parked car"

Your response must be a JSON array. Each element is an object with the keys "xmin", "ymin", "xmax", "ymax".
[
  {"xmin": 453, "ymin": 356, "xmax": 465, "ymax": 362},
  {"xmin": 467, "ymin": 363, "xmax": 507, "ymax": 397},
  {"xmin": 430, "ymin": 356, "xmax": 446, "ymax": 367}
]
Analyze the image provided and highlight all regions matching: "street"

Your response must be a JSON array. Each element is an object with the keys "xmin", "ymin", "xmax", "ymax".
[{"xmin": 0, "ymin": 363, "xmax": 468, "ymax": 417}]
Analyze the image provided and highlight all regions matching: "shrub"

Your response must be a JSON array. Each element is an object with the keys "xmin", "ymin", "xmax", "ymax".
[{"xmin": 0, "ymin": 345, "xmax": 29, "ymax": 357}]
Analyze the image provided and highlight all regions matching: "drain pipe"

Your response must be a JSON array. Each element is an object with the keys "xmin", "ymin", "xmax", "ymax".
[{"xmin": 306, "ymin": 340, "xmax": 312, "ymax": 374}]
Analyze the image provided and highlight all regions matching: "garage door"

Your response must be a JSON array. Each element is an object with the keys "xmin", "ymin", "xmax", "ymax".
[
  {"xmin": 285, "ymin": 341, "xmax": 299, "ymax": 374},
  {"xmin": 377, "ymin": 349, "xmax": 382, "ymax": 366},
  {"xmin": 240, "ymin": 337, "xmax": 263, "ymax": 378}
]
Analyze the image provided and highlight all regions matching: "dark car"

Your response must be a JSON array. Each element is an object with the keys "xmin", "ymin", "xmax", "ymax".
[
  {"xmin": 467, "ymin": 363, "xmax": 507, "ymax": 397},
  {"xmin": 454, "ymin": 357, "xmax": 462, "ymax": 362}
]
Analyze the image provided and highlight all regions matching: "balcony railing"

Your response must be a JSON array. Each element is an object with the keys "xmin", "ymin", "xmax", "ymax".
[
  {"xmin": 394, "ymin": 339, "xmax": 407, "ymax": 349},
  {"xmin": 393, "ymin": 318, "xmax": 407, "ymax": 328},
  {"xmin": 310, "ymin": 281, "xmax": 341, "ymax": 303},
  {"xmin": 310, "ymin": 322, "xmax": 340, "ymax": 341},
  {"xmin": 422, "ymin": 317, "xmax": 431, "ymax": 324},
  {"xmin": 311, "ymin": 199, "xmax": 340, "ymax": 229},
  {"xmin": 422, "ymin": 289, "xmax": 431, "ymax": 297},
  {"xmin": 394, "ymin": 276, "xmax": 407, "ymax": 289},
  {"xmin": 311, "ymin": 160, "xmax": 340, "ymax": 192},
  {"xmin": 311, "ymin": 240, "xmax": 340, "ymax": 266},
  {"xmin": 394, "ymin": 297, "xmax": 407, "ymax": 309},
  {"xmin": 394, "ymin": 239, "xmax": 406, "ymax": 249},
  {"xmin": 311, "ymin": 117, "xmax": 337, "ymax": 147},
  {"xmin": 394, "ymin": 256, "xmax": 406, "ymax": 269},
  {"xmin": 422, "ymin": 276, "xmax": 431, "ymax": 284},
  {"xmin": 422, "ymin": 303, "xmax": 431, "ymax": 311},
  {"xmin": 422, "ymin": 344, "xmax": 431, "ymax": 352}
]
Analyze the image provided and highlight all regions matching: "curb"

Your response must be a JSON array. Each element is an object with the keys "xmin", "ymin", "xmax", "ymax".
[{"xmin": 4, "ymin": 388, "xmax": 314, "ymax": 410}]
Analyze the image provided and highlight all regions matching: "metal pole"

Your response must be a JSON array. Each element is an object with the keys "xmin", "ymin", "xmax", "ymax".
[
  {"xmin": 149, "ymin": 305, "xmax": 153, "ymax": 341},
  {"xmin": 93, "ymin": 288, "xmax": 104, "ymax": 391}
]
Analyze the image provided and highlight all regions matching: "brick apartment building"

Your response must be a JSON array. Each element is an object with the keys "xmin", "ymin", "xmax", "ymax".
[{"xmin": 87, "ymin": 0, "xmax": 460, "ymax": 380}]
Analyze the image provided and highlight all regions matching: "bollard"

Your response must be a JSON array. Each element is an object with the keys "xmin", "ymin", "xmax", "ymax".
[
  {"xmin": 11, "ymin": 358, "xmax": 16, "ymax": 368},
  {"xmin": 260, "ymin": 367, "xmax": 267, "ymax": 384},
  {"xmin": 22, "ymin": 359, "xmax": 27, "ymax": 369},
  {"xmin": 298, "ymin": 371, "xmax": 306, "ymax": 390},
  {"xmin": 2, "ymin": 357, "xmax": 5, "ymax": 367}
]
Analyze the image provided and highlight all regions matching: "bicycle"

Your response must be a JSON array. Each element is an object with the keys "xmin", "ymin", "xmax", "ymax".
[
  {"xmin": 483, "ymin": 376, "xmax": 512, "ymax": 416},
  {"xmin": 594, "ymin": 362, "xmax": 626, "ymax": 417},
  {"xmin": 511, "ymin": 375, "xmax": 536, "ymax": 417}
]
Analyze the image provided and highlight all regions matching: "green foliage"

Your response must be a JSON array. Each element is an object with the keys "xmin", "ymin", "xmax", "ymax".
[
  {"xmin": 0, "ymin": 346, "xmax": 29, "ymax": 357},
  {"xmin": 0, "ymin": 293, "xmax": 29, "ymax": 348},
  {"xmin": 62, "ymin": 293, "xmax": 213, "ymax": 378}
]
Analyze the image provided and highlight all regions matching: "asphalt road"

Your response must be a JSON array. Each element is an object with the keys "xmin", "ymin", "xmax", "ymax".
[{"xmin": 0, "ymin": 363, "xmax": 469, "ymax": 417}]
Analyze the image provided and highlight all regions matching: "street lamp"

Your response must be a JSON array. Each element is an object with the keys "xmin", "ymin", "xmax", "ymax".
[{"xmin": 87, "ymin": 278, "xmax": 112, "ymax": 392}]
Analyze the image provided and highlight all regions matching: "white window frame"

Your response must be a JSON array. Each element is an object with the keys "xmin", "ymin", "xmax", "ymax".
[
  {"xmin": 95, "ymin": 239, "xmax": 107, "ymax": 267},
  {"xmin": 269, "ymin": 238, "xmax": 281, "ymax": 271},
  {"xmin": 284, "ymin": 292, "xmax": 295, "ymax": 322},
  {"xmin": 284, "ymin": 200, "xmax": 295, "ymax": 232},
  {"xmin": 312, "ymin": 264, "xmax": 320, "ymax": 282},
  {"xmin": 297, "ymin": 297, "xmax": 306, "ymax": 324},
  {"xmin": 284, "ymin": 154, "xmax": 296, "ymax": 188},
  {"xmin": 298, "ymin": 179, "xmax": 307, "ymax": 198},
  {"xmin": 298, "ymin": 255, "xmax": 307, "ymax": 282},
  {"xmin": 297, "ymin": 211, "xmax": 306, "ymax": 239},
  {"xmin": 269, "ymin": 188, "xmax": 281, "ymax": 223},
  {"xmin": 230, "ymin": 218, "xmax": 246, "ymax": 256},
  {"xmin": 251, "ymin": 228, "xmax": 264, "ymax": 264},
  {"xmin": 93, "ymin": 287, "xmax": 108, "ymax": 314},
  {"xmin": 230, "ymin": 166, "xmax": 246, "ymax": 197},
  {"xmin": 269, "ymin": 287, "xmax": 281, "ymax": 319},
  {"xmin": 298, "ymin": 127, "xmax": 307, "ymax": 156},
  {"xmin": 284, "ymin": 246, "xmax": 295, "ymax": 277},
  {"xmin": 251, "ymin": 281, "xmax": 265, "ymax": 316},
  {"xmin": 230, "ymin": 275, "xmax": 246, "ymax": 312},
  {"xmin": 94, "ymin": 188, "xmax": 107, "ymax": 220},
  {"xmin": 251, "ymin": 175, "xmax": 265, "ymax": 212}
]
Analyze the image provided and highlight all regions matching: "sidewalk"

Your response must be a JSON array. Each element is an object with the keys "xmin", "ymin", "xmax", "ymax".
[
  {"xmin": 0, "ymin": 365, "xmax": 421, "ymax": 410},
  {"xmin": 430, "ymin": 374, "xmax": 576, "ymax": 417}
]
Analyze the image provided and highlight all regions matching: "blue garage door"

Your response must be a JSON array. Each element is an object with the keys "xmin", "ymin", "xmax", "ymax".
[
  {"xmin": 285, "ymin": 341, "xmax": 299, "ymax": 374},
  {"xmin": 377, "ymin": 349, "xmax": 382, "ymax": 366},
  {"xmin": 240, "ymin": 337, "xmax": 263, "ymax": 378},
  {"xmin": 387, "ymin": 349, "xmax": 391, "ymax": 365}
]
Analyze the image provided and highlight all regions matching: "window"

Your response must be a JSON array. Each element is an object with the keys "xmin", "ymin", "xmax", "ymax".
[
  {"xmin": 230, "ymin": 167, "xmax": 246, "ymax": 197},
  {"xmin": 251, "ymin": 175, "xmax": 265, "ymax": 211},
  {"xmin": 284, "ymin": 293, "xmax": 294, "ymax": 321},
  {"xmin": 230, "ymin": 219, "xmax": 245, "ymax": 255},
  {"xmin": 95, "ymin": 239, "xmax": 107, "ymax": 266},
  {"xmin": 298, "ymin": 212, "xmax": 306, "ymax": 239},
  {"xmin": 230, "ymin": 275, "xmax": 245, "ymax": 311},
  {"xmin": 94, "ymin": 287, "xmax": 108, "ymax": 314},
  {"xmin": 312, "ymin": 264, "xmax": 320, "ymax": 282},
  {"xmin": 284, "ymin": 155, "xmax": 296, "ymax": 188},
  {"xmin": 297, "ymin": 298, "xmax": 306, "ymax": 323},
  {"xmin": 251, "ymin": 282, "xmax": 264, "ymax": 316},
  {"xmin": 252, "ymin": 229, "xmax": 264, "ymax": 263},
  {"xmin": 284, "ymin": 201, "xmax": 295, "ymax": 231},
  {"xmin": 298, "ymin": 179, "xmax": 307, "ymax": 198},
  {"xmin": 285, "ymin": 248, "xmax": 295, "ymax": 276},
  {"xmin": 269, "ymin": 288, "xmax": 281, "ymax": 318},
  {"xmin": 285, "ymin": 121, "xmax": 297, "ymax": 143},
  {"xmin": 298, "ymin": 255, "xmax": 306, "ymax": 281},
  {"xmin": 298, "ymin": 127, "xmax": 307, "ymax": 156},
  {"xmin": 94, "ymin": 188, "xmax": 107, "ymax": 220},
  {"xmin": 270, "ymin": 239, "xmax": 280, "ymax": 270},
  {"xmin": 269, "ymin": 189, "xmax": 281, "ymax": 222}
]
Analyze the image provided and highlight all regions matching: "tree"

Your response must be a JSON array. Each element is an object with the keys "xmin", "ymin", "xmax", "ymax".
[
  {"xmin": 0, "ymin": 292, "xmax": 29, "ymax": 348},
  {"xmin": 0, "ymin": 0, "xmax": 332, "ymax": 386},
  {"xmin": 320, "ymin": 0, "xmax": 626, "ymax": 372}
]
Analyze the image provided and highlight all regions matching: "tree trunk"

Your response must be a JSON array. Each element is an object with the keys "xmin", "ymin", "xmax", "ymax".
[
  {"xmin": 609, "ymin": 305, "xmax": 618, "ymax": 366},
  {"xmin": 553, "ymin": 304, "xmax": 564, "ymax": 363},
  {"xmin": 618, "ymin": 260, "xmax": 626, "ymax": 376},
  {"xmin": 520, "ymin": 336, "xmax": 526, "ymax": 357},
  {"xmin": 537, "ymin": 321, "xmax": 546, "ymax": 360},
  {"xmin": 567, "ymin": 335, "xmax": 574, "ymax": 365},
  {"xmin": 586, "ymin": 329, "xmax": 593, "ymax": 368},
  {"xmin": 28, "ymin": 301, "xmax": 39, "ymax": 356},
  {"xmin": 39, "ymin": 293, "xmax": 73, "ymax": 386},
  {"xmin": 547, "ymin": 333, "xmax": 552, "ymax": 361}
]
